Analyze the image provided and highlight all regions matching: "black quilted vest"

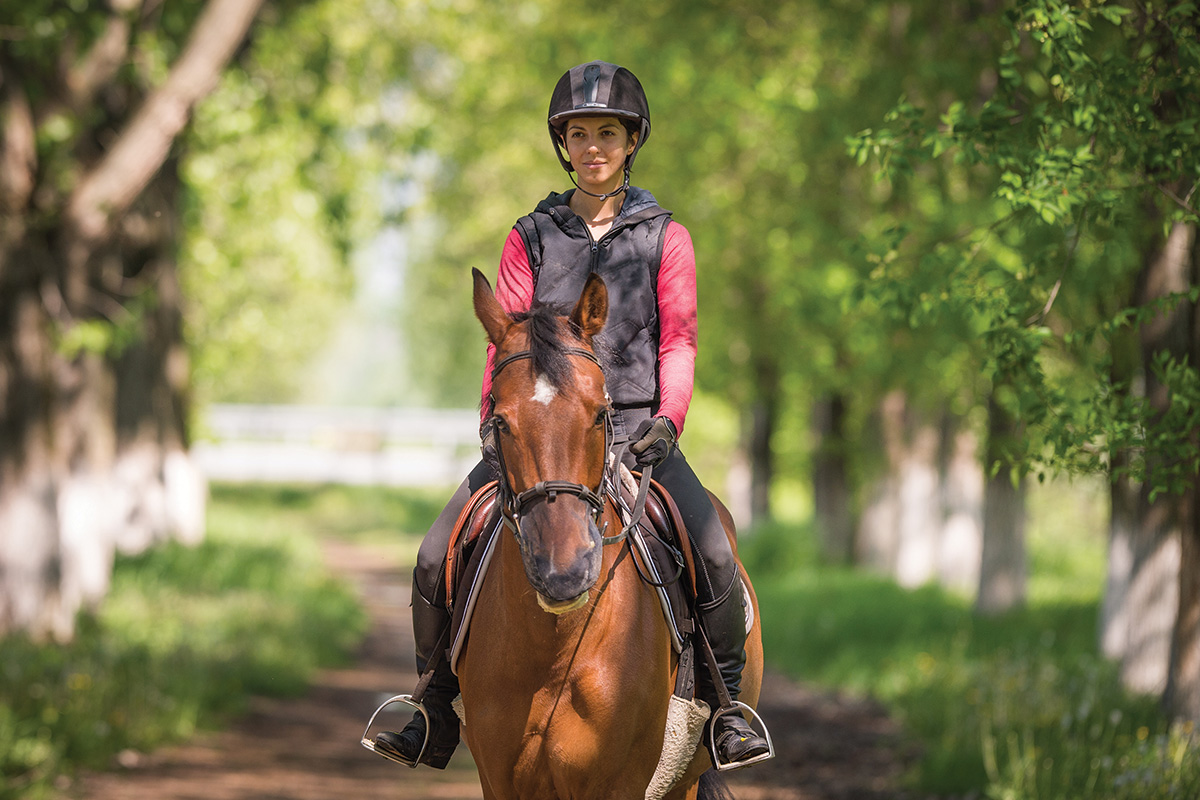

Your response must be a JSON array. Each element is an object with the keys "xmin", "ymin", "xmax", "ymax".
[{"xmin": 513, "ymin": 187, "xmax": 672, "ymax": 407}]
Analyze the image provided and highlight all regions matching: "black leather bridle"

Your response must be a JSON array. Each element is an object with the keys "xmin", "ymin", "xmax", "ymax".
[{"xmin": 488, "ymin": 346, "xmax": 625, "ymax": 544}]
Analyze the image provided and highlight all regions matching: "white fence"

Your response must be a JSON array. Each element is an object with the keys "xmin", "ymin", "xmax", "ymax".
[{"xmin": 191, "ymin": 404, "xmax": 480, "ymax": 487}]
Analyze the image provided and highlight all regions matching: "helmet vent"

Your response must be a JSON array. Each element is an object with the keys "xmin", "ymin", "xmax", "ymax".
[{"xmin": 580, "ymin": 63, "xmax": 603, "ymax": 108}]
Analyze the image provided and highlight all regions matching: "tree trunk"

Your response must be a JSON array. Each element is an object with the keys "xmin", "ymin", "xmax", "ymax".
[
  {"xmin": 0, "ymin": 0, "xmax": 262, "ymax": 639},
  {"xmin": 1121, "ymin": 498, "xmax": 1180, "ymax": 694},
  {"xmin": 1162, "ymin": 219, "xmax": 1200, "ymax": 721},
  {"xmin": 747, "ymin": 399, "xmax": 774, "ymax": 525},
  {"xmin": 110, "ymin": 166, "xmax": 206, "ymax": 552},
  {"xmin": 1165, "ymin": 493, "xmax": 1200, "ymax": 721},
  {"xmin": 0, "ymin": 286, "xmax": 65, "ymax": 636},
  {"xmin": 938, "ymin": 416, "xmax": 982, "ymax": 594},
  {"xmin": 746, "ymin": 355, "xmax": 780, "ymax": 526},
  {"xmin": 1102, "ymin": 462, "xmax": 1138, "ymax": 660},
  {"xmin": 856, "ymin": 390, "xmax": 943, "ymax": 588},
  {"xmin": 976, "ymin": 393, "xmax": 1027, "ymax": 615},
  {"xmin": 1101, "ymin": 315, "xmax": 1142, "ymax": 660},
  {"xmin": 892, "ymin": 409, "xmax": 940, "ymax": 590},
  {"xmin": 812, "ymin": 392, "xmax": 854, "ymax": 564},
  {"xmin": 1111, "ymin": 218, "xmax": 1193, "ymax": 697},
  {"xmin": 856, "ymin": 391, "xmax": 904, "ymax": 576}
]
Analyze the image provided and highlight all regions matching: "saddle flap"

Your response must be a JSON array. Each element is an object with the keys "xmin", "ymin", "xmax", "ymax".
[
  {"xmin": 617, "ymin": 467, "xmax": 701, "ymax": 654},
  {"xmin": 618, "ymin": 467, "xmax": 698, "ymax": 600},
  {"xmin": 642, "ymin": 477, "xmax": 698, "ymax": 599},
  {"xmin": 445, "ymin": 481, "xmax": 500, "ymax": 611}
]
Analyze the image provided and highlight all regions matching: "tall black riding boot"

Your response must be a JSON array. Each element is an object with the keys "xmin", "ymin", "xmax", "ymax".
[
  {"xmin": 697, "ymin": 576, "xmax": 771, "ymax": 767},
  {"xmin": 375, "ymin": 580, "xmax": 461, "ymax": 769}
]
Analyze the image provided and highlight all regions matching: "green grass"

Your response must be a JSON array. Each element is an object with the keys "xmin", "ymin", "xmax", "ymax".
[
  {"xmin": 0, "ymin": 482, "xmax": 441, "ymax": 800},
  {"xmin": 742, "ymin": 479, "xmax": 1200, "ymax": 800}
]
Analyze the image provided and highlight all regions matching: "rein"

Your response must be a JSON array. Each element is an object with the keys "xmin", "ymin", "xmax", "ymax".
[{"xmin": 489, "ymin": 345, "xmax": 628, "ymax": 545}]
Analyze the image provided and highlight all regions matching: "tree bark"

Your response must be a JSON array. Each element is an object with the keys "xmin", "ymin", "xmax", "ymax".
[
  {"xmin": 856, "ymin": 390, "xmax": 943, "ymax": 588},
  {"xmin": 1102, "ymin": 461, "xmax": 1138, "ymax": 660},
  {"xmin": 1162, "ymin": 219, "xmax": 1200, "ymax": 721},
  {"xmin": 1165, "ymin": 491, "xmax": 1200, "ymax": 721},
  {"xmin": 1110, "ymin": 218, "xmax": 1193, "ymax": 698},
  {"xmin": 746, "ymin": 355, "xmax": 780, "ymax": 526},
  {"xmin": 747, "ymin": 399, "xmax": 774, "ymax": 526},
  {"xmin": 856, "ymin": 392, "xmax": 902, "ymax": 575},
  {"xmin": 1120, "ymin": 499, "xmax": 1180, "ymax": 694},
  {"xmin": 812, "ymin": 392, "xmax": 854, "ymax": 564},
  {"xmin": 976, "ymin": 393, "xmax": 1027, "ymax": 615},
  {"xmin": 938, "ymin": 416, "xmax": 982, "ymax": 594},
  {"xmin": 892, "ymin": 407, "xmax": 940, "ymax": 589}
]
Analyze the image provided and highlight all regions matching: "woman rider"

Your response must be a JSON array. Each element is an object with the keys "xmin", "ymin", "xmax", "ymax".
[{"xmin": 377, "ymin": 60, "xmax": 771, "ymax": 771}]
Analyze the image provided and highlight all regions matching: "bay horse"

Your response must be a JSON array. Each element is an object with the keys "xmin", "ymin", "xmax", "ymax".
[{"xmin": 457, "ymin": 267, "xmax": 764, "ymax": 800}]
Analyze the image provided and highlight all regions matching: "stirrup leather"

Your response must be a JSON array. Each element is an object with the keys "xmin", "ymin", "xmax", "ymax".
[
  {"xmin": 360, "ymin": 694, "xmax": 429, "ymax": 768},
  {"xmin": 707, "ymin": 701, "xmax": 776, "ymax": 772}
]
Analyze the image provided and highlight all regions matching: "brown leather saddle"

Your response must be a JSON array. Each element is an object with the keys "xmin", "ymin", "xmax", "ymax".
[{"xmin": 440, "ymin": 473, "xmax": 699, "ymax": 675}]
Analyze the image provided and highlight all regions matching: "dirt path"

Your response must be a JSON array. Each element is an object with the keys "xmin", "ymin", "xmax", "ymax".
[{"xmin": 69, "ymin": 540, "xmax": 913, "ymax": 800}]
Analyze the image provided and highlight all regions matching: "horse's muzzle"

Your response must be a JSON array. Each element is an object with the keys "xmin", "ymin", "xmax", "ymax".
[{"xmin": 517, "ymin": 502, "xmax": 602, "ymax": 610}]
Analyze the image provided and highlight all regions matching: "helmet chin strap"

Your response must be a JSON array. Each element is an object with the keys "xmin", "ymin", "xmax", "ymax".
[{"xmin": 569, "ymin": 163, "xmax": 631, "ymax": 200}]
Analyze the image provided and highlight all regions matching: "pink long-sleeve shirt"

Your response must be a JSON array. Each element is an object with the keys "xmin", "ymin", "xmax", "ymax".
[{"xmin": 480, "ymin": 220, "xmax": 698, "ymax": 437}]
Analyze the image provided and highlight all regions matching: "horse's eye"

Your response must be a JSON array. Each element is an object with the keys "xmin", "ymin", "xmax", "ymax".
[
  {"xmin": 594, "ymin": 408, "xmax": 610, "ymax": 428},
  {"xmin": 494, "ymin": 416, "xmax": 510, "ymax": 435}
]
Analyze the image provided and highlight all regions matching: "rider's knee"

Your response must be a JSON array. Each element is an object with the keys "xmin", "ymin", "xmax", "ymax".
[
  {"xmin": 698, "ymin": 535, "xmax": 737, "ymax": 587},
  {"xmin": 414, "ymin": 533, "xmax": 449, "ymax": 602}
]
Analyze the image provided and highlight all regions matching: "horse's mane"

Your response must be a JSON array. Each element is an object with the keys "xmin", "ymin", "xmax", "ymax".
[{"xmin": 511, "ymin": 302, "xmax": 609, "ymax": 389}]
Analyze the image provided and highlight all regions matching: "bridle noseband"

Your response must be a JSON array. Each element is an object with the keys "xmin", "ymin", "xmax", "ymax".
[{"xmin": 489, "ymin": 346, "xmax": 619, "ymax": 543}]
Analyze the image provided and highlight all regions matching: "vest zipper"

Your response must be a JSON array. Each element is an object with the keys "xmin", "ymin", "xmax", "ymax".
[{"xmin": 591, "ymin": 224, "xmax": 624, "ymax": 271}]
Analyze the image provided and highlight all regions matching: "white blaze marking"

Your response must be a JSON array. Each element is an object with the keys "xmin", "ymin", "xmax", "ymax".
[{"xmin": 532, "ymin": 374, "xmax": 558, "ymax": 405}]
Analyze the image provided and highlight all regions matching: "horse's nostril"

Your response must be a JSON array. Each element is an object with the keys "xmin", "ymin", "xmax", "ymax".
[
  {"xmin": 543, "ymin": 565, "xmax": 590, "ymax": 600},
  {"xmin": 531, "ymin": 549, "xmax": 599, "ymax": 603}
]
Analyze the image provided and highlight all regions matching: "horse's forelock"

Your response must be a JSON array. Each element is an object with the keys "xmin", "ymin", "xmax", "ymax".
[{"xmin": 514, "ymin": 304, "xmax": 577, "ymax": 390}]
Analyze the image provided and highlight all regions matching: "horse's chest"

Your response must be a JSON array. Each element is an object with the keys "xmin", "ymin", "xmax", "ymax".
[
  {"xmin": 512, "ymin": 717, "xmax": 654, "ymax": 800},
  {"xmin": 465, "ymin": 657, "xmax": 660, "ymax": 797}
]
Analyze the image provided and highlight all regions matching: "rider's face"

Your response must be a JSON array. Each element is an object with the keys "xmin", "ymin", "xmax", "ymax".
[{"xmin": 561, "ymin": 116, "xmax": 637, "ymax": 193}]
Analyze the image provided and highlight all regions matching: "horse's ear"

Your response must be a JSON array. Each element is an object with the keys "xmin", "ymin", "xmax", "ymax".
[
  {"xmin": 473, "ymin": 268, "xmax": 511, "ymax": 345},
  {"xmin": 571, "ymin": 273, "xmax": 608, "ymax": 339}
]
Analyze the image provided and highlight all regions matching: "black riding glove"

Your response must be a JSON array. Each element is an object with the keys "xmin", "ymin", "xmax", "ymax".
[
  {"xmin": 480, "ymin": 417, "xmax": 500, "ymax": 474},
  {"xmin": 630, "ymin": 416, "xmax": 677, "ymax": 467}
]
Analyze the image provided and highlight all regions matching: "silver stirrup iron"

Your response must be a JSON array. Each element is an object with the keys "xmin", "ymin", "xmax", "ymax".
[
  {"xmin": 360, "ymin": 694, "xmax": 428, "ymax": 768},
  {"xmin": 708, "ymin": 701, "xmax": 776, "ymax": 772}
]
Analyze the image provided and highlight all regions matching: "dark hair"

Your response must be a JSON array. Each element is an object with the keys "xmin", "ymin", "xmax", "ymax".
[
  {"xmin": 510, "ymin": 302, "xmax": 613, "ymax": 390},
  {"xmin": 512, "ymin": 304, "xmax": 575, "ymax": 390}
]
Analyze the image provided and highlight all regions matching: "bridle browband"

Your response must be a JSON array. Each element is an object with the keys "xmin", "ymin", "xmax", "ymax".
[
  {"xmin": 489, "ymin": 345, "xmax": 626, "ymax": 545},
  {"xmin": 490, "ymin": 346, "xmax": 602, "ymax": 379}
]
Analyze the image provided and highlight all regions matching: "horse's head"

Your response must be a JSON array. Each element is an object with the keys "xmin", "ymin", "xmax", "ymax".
[{"xmin": 472, "ymin": 268, "xmax": 612, "ymax": 614}]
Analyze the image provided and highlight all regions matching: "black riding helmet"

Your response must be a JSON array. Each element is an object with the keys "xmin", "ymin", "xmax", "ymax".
[{"xmin": 548, "ymin": 61, "xmax": 651, "ymax": 198}]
